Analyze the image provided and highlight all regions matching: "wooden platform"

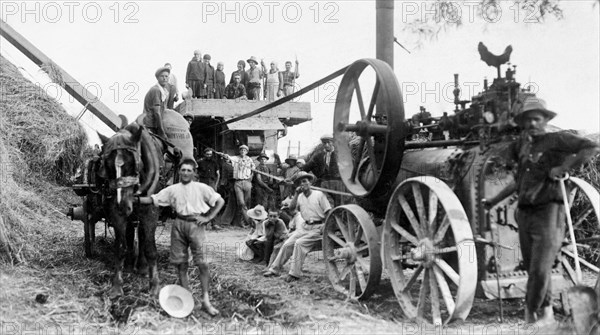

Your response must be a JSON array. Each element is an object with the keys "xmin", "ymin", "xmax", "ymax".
[{"xmin": 177, "ymin": 99, "xmax": 311, "ymax": 127}]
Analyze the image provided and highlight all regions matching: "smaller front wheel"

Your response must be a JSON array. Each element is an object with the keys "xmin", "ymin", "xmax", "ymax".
[{"xmin": 323, "ymin": 205, "xmax": 382, "ymax": 300}]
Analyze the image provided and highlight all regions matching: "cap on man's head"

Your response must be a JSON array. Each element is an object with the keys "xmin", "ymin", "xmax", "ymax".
[
  {"xmin": 237, "ymin": 60, "xmax": 246, "ymax": 67},
  {"xmin": 239, "ymin": 144, "xmax": 249, "ymax": 151},
  {"xmin": 514, "ymin": 96, "xmax": 556, "ymax": 125},
  {"xmin": 203, "ymin": 147, "xmax": 213, "ymax": 153},
  {"xmin": 182, "ymin": 112, "xmax": 194, "ymax": 120},
  {"xmin": 155, "ymin": 66, "xmax": 170, "ymax": 78},
  {"xmin": 320, "ymin": 134, "xmax": 334, "ymax": 143},
  {"xmin": 203, "ymin": 54, "xmax": 211, "ymax": 60},
  {"xmin": 164, "ymin": 63, "xmax": 172, "ymax": 67}
]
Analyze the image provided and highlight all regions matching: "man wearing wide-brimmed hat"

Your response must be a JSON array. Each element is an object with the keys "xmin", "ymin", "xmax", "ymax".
[
  {"xmin": 224, "ymin": 144, "xmax": 256, "ymax": 226},
  {"xmin": 253, "ymin": 152, "xmax": 276, "ymax": 210},
  {"xmin": 484, "ymin": 96, "xmax": 599, "ymax": 326},
  {"xmin": 280, "ymin": 154, "xmax": 300, "ymax": 199},
  {"xmin": 263, "ymin": 171, "xmax": 332, "ymax": 282},
  {"xmin": 141, "ymin": 66, "xmax": 171, "ymax": 139},
  {"xmin": 245, "ymin": 56, "xmax": 266, "ymax": 100}
]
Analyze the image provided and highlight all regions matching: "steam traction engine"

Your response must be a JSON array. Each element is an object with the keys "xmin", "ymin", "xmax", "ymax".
[{"xmin": 321, "ymin": 51, "xmax": 600, "ymax": 324}]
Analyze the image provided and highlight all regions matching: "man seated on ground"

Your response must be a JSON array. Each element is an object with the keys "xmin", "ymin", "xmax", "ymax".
[
  {"xmin": 263, "ymin": 172, "xmax": 332, "ymax": 282},
  {"xmin": 245, "ymin": 205, "xmax": 267, "ymax": 263},
  {"xmin": 137, "ymin": 158, "xmax": 224, "ymax": 316},
  {"xmin": 246, "ymin": 207, "xmax": 288, "ymax": 266}
]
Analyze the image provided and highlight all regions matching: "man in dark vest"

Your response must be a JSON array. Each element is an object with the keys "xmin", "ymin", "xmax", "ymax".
[
  {"xmin": 485, "ymin": 97, "xmax": 599, "ymax": 326},
  {"xmin": 302, "ymin": 134, "xmax": 347, "ymax": 207}
]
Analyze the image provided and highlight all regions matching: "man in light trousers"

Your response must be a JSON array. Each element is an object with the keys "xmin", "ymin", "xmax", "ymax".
[{"xmin": 263, "ymin": 171, "xmax": 331, "ymax": 282}]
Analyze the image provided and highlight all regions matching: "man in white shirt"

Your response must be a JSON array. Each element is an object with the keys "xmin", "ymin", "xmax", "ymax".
[
  {"xmin": 225, "ymin": 145, "xmax": 256, "ymax": 226},
  {"xmin": 263, "ymin": 171, "xmax": 332, "ymax": 282},
  {"xmin": 137, "ymin": 158, "xmax": 224, "ymax": 316}
]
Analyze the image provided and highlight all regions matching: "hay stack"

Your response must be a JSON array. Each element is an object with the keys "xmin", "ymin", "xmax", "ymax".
[{"xmin": 0, "ymin": 55, "xmax": 88, "ymax": 263}]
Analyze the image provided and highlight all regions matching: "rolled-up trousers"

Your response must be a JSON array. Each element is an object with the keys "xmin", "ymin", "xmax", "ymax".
[
  {"xmin": 268, "ymin": 223, "xmax": 322, "ymax": 277},
  {"xmin": 234, "ymin": 180, "xmax": 252, "ymax": 224}
]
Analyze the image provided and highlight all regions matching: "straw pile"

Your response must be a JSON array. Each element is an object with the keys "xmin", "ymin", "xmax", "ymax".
[{"xmin": 0, "ymin": 55, "xmax": 88, "ymax": 263}]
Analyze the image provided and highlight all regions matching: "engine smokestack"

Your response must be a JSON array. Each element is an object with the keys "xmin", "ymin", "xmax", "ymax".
[{"xmin": 376, "ymin": 0, "xmax": 394, "ymax": 68}]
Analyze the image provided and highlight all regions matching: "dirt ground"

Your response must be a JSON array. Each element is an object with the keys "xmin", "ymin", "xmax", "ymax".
[{"xmin": 0, "ymin": 203, "xmax": 585, "ymax": 335}]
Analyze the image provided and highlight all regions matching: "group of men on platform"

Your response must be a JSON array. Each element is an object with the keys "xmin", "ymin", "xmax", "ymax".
[{"xmin": 183, "ymin": 50, "xmax": 300, "ymax": 101}]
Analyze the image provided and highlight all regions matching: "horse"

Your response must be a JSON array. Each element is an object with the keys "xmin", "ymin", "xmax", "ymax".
[{"xmin": 98, "ymin": 123, "xmax": 165, "ymax": 298}]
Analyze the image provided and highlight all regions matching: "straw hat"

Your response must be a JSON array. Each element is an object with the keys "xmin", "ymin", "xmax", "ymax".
[
  {"xmin": 158, "ymin": 285, "xmax": 194, "ymax": 318},
  {"xmin": 296, "ymin": 158, "xmax": 306, "ymax": 165},
  {"xmin": 293, "ymin": 171, "xmax": 316, "ymax": 185},
  {"xmin": 285, "ymin": 154, "xmax": 298, "ymax": 165},
  {"xmin": 237, "ymin": 242, "xmax": 254, "ymax": 261},
  {"xmin": 247, "ymin": 56, "xmax": 259, "ymax": 65},
  {"xmin": 513, "ymin": 97, "xmax": 556, "ymax": 125},
  {"xmin": 239, "ymin": 144, "xmax": 249, "ymax": 151},
  {"xmin": 247, "ymin": 205, "xmax": 267, "ymax": 220}
]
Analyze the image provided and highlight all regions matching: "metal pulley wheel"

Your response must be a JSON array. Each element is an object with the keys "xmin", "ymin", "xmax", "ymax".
[
  {"xmin": 333, "ymin": 58, "xmax": 406, "ymax": 198},
  {"xmin": 322, "ymin": 205, "xmax": 382, "ymax": 300},
  {"xmin": 382, "ymin": 176, "xmax": 477, "ymax": 325},
  {"xmin": 557, "ymin": 177, "xmax": 600, "ymax": 287}
]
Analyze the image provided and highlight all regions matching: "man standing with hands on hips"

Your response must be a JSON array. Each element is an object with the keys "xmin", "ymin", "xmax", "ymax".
[
  {"xmin": 484, "ymin": 97, "xmax": 599, "ymax": 326},
  {"xmin": 136, "ymin": 158, "xmax": 224, "ymax": 316}
]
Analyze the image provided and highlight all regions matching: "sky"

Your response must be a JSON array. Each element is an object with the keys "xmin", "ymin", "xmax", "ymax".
[{"xmin": 1, "ymin": 1, "xmax": 599, "ymax": 155}]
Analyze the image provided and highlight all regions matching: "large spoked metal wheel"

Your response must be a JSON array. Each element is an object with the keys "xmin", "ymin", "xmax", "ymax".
[
  {"xmin": 333, "ymin": 58, "xmax": 406, "ymax": 198},
  {"xmin": 382, "ymin": 176, "xmax": 477, "ymax": 325},
  {"xmin": 559, "ymin": 177, "xmax": 600, "ymax": 286},
  {"xmin": 323, "ymin": 205, "xmax": 382, "ymax": 300}
]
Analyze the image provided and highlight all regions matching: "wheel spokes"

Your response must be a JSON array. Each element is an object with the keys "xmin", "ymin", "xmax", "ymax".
[
  {"xmin": 412, "ymin": 184, "xmax": 428, "ymax": 236},
  {"xmin": 403, "ymin": 264, "xmax": 424, "ymax": 293},
  {"xmin": 428, "ymin": 189, "xmax": 439, "ymax": 232},
  {"xmin": 398, "ymin": 194, "xmax": 424, "ymax": 239},
  {"xmin": 366, "ymin": 80, "xmax": 380, "ymax": 120},
  {"xmin": 433, "ymin": 215, "xmax": 451, "ymax": 245},
  {"xmin": 328, "ymin": 232, "xmax": 346, "ymax": 248},
  {"xmin": 354, "ymin": 228, "xmax": 364, "ymax": 249},
  {"xmin": 354, "ymin": 77, "xmax": 366, "ymax": 120},
  {"xmin": 334, "ymin": 214, "xmax": 350, "ymax": 241},
  {"xmin": 433, "ymin": 265, "xmax": 456, "ymax": 315},
  {"xmin": 417, "ymin": 270, "xmax": 430, "ymax": 319},
  {"xmin": 429, "ymin": 269, "xmax": 442, "ymax": 325},
  {"xmin": 347, "ymin": 214, "xmax": 356, "ymax": 242},
  {"xmin": 433, "ymin": 258, "xmax": 460, "ymax": 286},
  {"xmin": 390, "ymin": 220, "xmax": 419, "ymax": 245}
]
